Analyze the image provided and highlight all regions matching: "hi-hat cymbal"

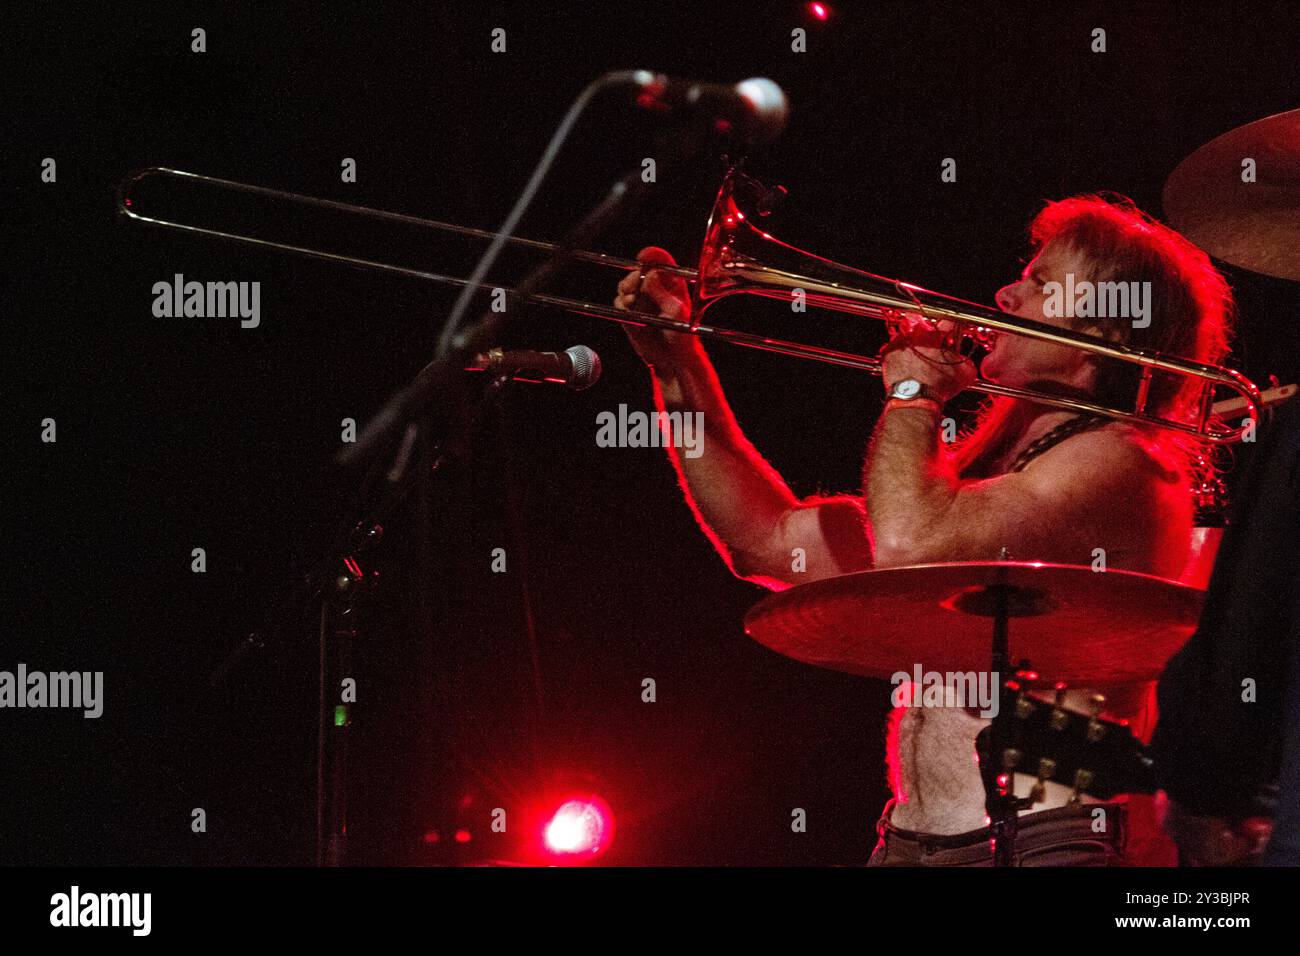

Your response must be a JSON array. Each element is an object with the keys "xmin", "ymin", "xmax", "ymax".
[
  {"xmin": 1164, "ymin": 108, "xmax": 1300, "ymax": 281},
  {"xmin": 743, "ymin": 562, "xmax": 1204, "ymax": 685}
]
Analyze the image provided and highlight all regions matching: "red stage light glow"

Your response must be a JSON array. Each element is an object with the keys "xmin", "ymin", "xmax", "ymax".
[
  {"xmin": 543, "ymin": 797, "xmax": 613, "ymax": 858},
  {"xmin": 809, "ymin": 2, "xmax": 830, "ymax": 21}
]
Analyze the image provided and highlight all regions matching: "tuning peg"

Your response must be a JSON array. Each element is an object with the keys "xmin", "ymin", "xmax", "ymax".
[
  {"xmin": 1069, "ymin": 769, "xmax": 1095, "ymax": 805},
  {"xmin": 1001, "ymin": 748, "xmax": 1022, "ymax": 771},
  {"xmin": 1015, "ymin": 693, "xmax": 1033, "ymax": 719},
  {"xmin": 1049, "ymin": 683, "xmax": 1070, "ymax": 730},
  {"xmin": 1029, "ymin": 758, "xmax": 1056, "ymax": 803},
  {"xmin": 1080, "ymin": 693, "xmax": 1107, "ymax": 741}
]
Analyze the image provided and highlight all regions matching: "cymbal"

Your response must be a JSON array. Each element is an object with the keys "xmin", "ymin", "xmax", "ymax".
[
  {"xmin": 743, "ymin": 562, "xmax": 1204, "ymax": 685},
  {"xmin": 1164, "ymin": 108, "xmax": 1300, "ymax": 281}
]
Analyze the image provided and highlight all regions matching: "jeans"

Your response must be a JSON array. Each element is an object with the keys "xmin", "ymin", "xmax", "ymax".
[{"xmin": 866, "ymin": 798, "xmax": 1129, "ymax": 866}]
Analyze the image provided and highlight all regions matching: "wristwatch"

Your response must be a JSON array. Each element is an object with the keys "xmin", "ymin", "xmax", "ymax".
[{"xmin": 886, "ymin": 378, "xmax": 943, "ymax": 405}]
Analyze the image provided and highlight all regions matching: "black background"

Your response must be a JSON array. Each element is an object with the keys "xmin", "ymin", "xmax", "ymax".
[{"xmin": 9, "ymin": 1, "xmax": 1300, "ymax": 866}]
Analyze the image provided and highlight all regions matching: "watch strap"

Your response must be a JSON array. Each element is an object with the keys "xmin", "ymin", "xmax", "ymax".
[{"xmin": 887, "ymin": 380, "xmax": 944, "ymax": 404}]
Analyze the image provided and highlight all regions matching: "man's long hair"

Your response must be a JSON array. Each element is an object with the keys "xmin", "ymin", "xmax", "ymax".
[{"xmin": 953, "ymin": 194, "xmax": 1236, "ymax": 479}]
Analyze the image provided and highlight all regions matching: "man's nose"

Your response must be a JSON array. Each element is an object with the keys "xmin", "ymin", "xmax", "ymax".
[{"xmin": 995, "ymin": 282, "xmax": 1021, "ymax": 313}]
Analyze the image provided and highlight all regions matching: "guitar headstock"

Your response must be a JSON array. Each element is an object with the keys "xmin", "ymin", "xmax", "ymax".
[{"xmin": 981, "ymin": 677, "xmax": 1157, "ymax": 802}]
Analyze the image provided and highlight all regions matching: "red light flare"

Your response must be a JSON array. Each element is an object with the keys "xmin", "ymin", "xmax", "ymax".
[
  {"xmin": 542, "ymin": 796, "xmax": 614, "ymax": 860},
  {"xmin": 809, "ymin": 2, "xmax": 831, "ymax": 21}
]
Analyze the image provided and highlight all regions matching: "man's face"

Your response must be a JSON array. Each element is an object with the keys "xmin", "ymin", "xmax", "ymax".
[{"xmin": 982, "ymin": 241, "xmax": 1098, "ymax": 390}]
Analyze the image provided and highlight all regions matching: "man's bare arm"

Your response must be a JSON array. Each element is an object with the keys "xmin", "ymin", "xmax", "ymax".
[
  {"xmin": 616, "ymin": 249, "xmax": 870, "ymax": 588},
  {"xmin": 866, "ymin": 410, "xmax": 1170, "ymax": 568},
  {"xmin": 653, "ymin": 343, "xmax": 871, "ymax": 589}
]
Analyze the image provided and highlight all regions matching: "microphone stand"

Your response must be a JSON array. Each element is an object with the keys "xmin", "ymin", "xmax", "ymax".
[
  {"xmin": 313, "ymin": 370, "xmax": 513, "ymax": 866},
  {"xmin": 210, "ymin": 90, "xmax": 726, "ymax": 866}
]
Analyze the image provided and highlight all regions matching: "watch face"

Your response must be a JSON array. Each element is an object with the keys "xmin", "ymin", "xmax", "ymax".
[{"xmin": 894, "ymin": 379, "xmax": 921, "ymax": 399}]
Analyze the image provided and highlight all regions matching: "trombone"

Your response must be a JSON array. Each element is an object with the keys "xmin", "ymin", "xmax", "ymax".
[{"xmin": 115, "ymin": 166, "xmax": 1262, "ymax": 443}]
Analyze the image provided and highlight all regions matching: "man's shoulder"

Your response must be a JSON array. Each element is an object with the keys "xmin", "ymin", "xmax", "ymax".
[
  {"xmin": 1017, "ymin": 423, "xmax": 1188, "ymax": 527},
  {"xmin": 1022, "ymin": 423, "xmax": 1192, "ymax": 575},
  {"xmin": 1032, "ymin": 422, "xmax": 1183, "ymax": 484}
]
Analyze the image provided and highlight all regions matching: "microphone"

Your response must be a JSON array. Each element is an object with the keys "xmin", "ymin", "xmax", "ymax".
[
  {"xmin": 468, "ymin": 345, "xmax": 602, "ymax": 391},
  {"xmin": 628, "ymin": 72, "xmax": 789, "ymax": 145}
]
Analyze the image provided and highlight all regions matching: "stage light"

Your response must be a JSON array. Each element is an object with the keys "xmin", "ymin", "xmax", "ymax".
[
  {"xmin": 543, "ymin": 797, "xmax": 613, "ymax": 858},
  {"xmin": 809, "ymin": 2, "xmax": 831, "ymax": 21}
]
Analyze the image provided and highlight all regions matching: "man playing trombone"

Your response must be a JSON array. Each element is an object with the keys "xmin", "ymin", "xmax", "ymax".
[{"xmin": 613, "ymin": 194, "xmax": 1235, "ymax": 866}]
